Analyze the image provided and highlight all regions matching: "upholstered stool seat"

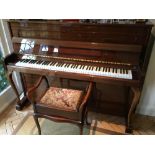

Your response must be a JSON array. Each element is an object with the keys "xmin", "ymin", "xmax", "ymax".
[{"xmin": 40, "ymin": 87, "xmax": 84, "ymax": 111}]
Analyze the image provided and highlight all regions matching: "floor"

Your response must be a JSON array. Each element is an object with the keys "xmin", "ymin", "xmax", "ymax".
[
  {"xmin": 0, "ymin": 101, "xmax": 155, "ymax": 135},
  {"xmin": 0, "ymin": 101, "xmax": 32, "ymax": 135}
]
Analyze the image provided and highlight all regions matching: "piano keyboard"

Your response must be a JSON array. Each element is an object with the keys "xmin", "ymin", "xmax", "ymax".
[{"xmin": 15, "ymin": 59, "xmax": 132, "ymax": 79}]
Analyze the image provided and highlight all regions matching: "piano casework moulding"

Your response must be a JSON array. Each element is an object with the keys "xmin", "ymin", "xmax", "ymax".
[{"xmin": 4, "ymin": 19, "xmax": 154, "ymax": 133}]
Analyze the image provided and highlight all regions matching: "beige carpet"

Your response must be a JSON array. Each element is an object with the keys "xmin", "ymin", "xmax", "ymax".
[
  {"xmin": 12, "ymin": 112, "xmax": 127, "ymax": 135},
  {"xmin": 12, "ymin": 113, "xmax": 90, "ymax": 135},
  {"xmin": 12, "ymin": 112, "xmax": 155, "ymax": 135}
]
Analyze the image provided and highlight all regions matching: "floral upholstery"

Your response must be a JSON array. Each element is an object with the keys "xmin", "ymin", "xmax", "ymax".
[{"xmin": 40, "ymin": 87, "xmax": 84, "ymax": 111}]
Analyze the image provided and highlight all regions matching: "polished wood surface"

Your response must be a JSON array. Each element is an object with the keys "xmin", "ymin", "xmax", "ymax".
[{"xmin": 4, "ymin": 20, "xmax": 153, "ymax": 133}]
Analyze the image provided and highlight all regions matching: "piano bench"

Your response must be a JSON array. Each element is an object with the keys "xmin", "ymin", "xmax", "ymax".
[{"xmin": 27, "ymin": 76, "xmax": 93, "ymax": 135}]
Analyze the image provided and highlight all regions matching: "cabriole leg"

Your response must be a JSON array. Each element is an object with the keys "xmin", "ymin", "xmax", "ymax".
[{"xmin": 126, "ymin": 87, "xmax": 140, "ymax": 133}]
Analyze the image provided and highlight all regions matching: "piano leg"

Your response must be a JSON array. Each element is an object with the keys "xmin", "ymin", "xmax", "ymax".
[
  {"xmin": 7, "ymin": 71, "xmax": 29, "ymax": 110},
  {"xmin": 125, "ymin": 87, "xmax": 140, "ymax": 134}
]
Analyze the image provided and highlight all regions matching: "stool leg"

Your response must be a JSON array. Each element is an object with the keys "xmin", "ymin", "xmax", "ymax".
[
  {"xmin": 78, "ymin": 123, "xmax": 83, "ymax": 135},
  {"xmin": 80, "ymin": 125, "xmax": 83, "ymax": 135},
  {"xmin": 85, "ymin": 110, "xmax": 91, "ymax": 125},
  {"xmin": 33, "ymin": 115, "xmax": 41, "ymax": 135}
]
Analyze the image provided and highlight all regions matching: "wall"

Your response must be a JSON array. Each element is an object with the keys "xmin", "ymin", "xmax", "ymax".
[
  {"xmin": 0, "ymin": 20, "xmax": 16, "ymax": 113},
  {"xmin": 136, "ymin": 20, "xmax": 155, "ymax": 116},
  {"xmin": 0, "ymin": 20, "xmax": 22, "ymax": 113}
]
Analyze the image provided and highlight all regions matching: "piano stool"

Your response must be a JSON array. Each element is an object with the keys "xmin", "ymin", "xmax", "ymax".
[{"xmin": 26, "ymin": 76, "xmax": 94, "ymax": 135}]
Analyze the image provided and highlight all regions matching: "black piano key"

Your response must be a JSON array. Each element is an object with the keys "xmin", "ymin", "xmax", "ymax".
[
  {"xmin": 59, "ymin": 63, "xmax": 63, "ymax": 67},
  {"xmin": 25, "ymin": 59, "xmax": 30, "ymax": 63},
  {"xmin": 70, "ymin": 64, "xmax": 74, "ymax": 68},
  {"xmin": 55, "ymin": 63, "xmax": 59, "ymax": 67},
  {"xmin": 64, "ymin": 63, "xmax": 68, "ymax": 67},
  {"xmin": 59, "ymin": 63, "xmax": 62, "ymax": 67},
  {"xmin": 115, "ymin": 69, "xmax": 117, "ymax": 73},
  {"xmin": 120, "ymin": 69, "xmax": 122, "ymax": 74},
  {"xmin": 74, "ymin": 64, "xmax": 76, "ymax": 68},
  {"xmin": 57, "ymin": 62, "xmax": 60, "ymax": 66},
  {"xmin": 46, "ymin": 61, "xmax": 50, "ymax": 65},
  {"xmin": 19, "ymin": 59, "xmax": 24, "ymax": 62},
  {"xmin": 22, "ymin": 59, "xmax": 26, "ymax": 62},
  {"xmin": 71, "ymin": 64, "xmax": 74, "ymax": 68},
  {"xmin": 42, "ymin": 61, "xmax": 46, "ymax": 65},
  {"xmin": 44, "ymin": 61, "xmax": 48, "ymax": 65},
  {"xmin": 23, "ymin": 59, "xmax": 28, "ymax": 63},
  {"xmin": 60, "ymin": 63, "xmax": 64, "ymax": 67},
  {"xmin": 33, "ymin": 60, "xmax": 37, "ymax": 63},
  {"xmin": 39, "ymin": 61, "xmax": 44, "ymax": 65},
  {"xmin": 51, "ymin": 62, "xmax": 56, "ymax": 65},
  {"xmin": 56, "ymin": 62, "xmax": 60, "ymax": 66},
  {"xmin": 36, "ymin": 60, "xmax": 42, "ymax": 64},
  {"xmin": 73, "ymin": 64, "xmax": 76, "ymax": 68},
  {"xmin": 28, "ymin": 60, "xmax": 33, "ymax": 63},
  {"xmin": 49, "ymin": 62, "xmax": 53, "ymax": 65}
]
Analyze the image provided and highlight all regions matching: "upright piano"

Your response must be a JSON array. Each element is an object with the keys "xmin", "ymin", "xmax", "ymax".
[{"xmin": 4, "ymin": 19, "xmax": 153, "ymax": 133}]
